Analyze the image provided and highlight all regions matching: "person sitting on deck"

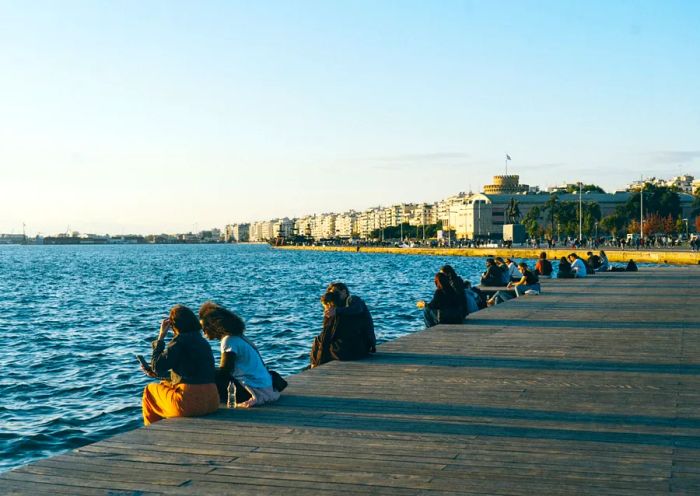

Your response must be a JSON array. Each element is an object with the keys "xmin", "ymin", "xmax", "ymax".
[
  {"xmin": 587, "ymin": 251, "xmax": 602, "ymax": 271},
  {"xmin": 310, "ymin": 290, "xmax": 374, "ymax": 367},
  {"xmin": 557, "ymin": 256, "xmax": 575, "ymax": 278},
  {"xmin": 535, "ymin": 252, "xmax": 553, "ymax": 278},
  {"xmin": 417, "ymin": 272, "xmax": 464, "ymax": 327},
  {"xmin": 463, "ymin": 280, "xmax": 482, "ymax": 314},
  {"xmin": 324, "ymin": 282, "xmax": 376, "ymax": 353},
  {"xmin": 199, "ymin": 302, "xmax": 280, "ymax": 408},
  {"xmin": 140, "ymin": 305, "xmax": 219, "ymax": 426},
  {"xmin": 508, "ymin": 262, "xmax": 541, "ymax": 296},
  {"xmin": 440, "ymin": 264, "xmax": 469, "ymax": 320},
  {"xmin": 567, "ymin": 253, "xmax": 588, "ymax": 278},
  {"xmin": 495, "ymin": 257, "xmax": 511, "ymax": 285},
  {"xmin": 480, "ymin": 258, "xmax": 506, "ymax": 287},
  {"xmin": 598, "ymin": 250, "xmax": 610, "ymax": 272},
  {"xmin": 626, "ymin": 259, "xmax": 638, "ymax": 271},
  {"xmin": 505, "ymin": 258, "xmax": 519, "ymax": 282}
]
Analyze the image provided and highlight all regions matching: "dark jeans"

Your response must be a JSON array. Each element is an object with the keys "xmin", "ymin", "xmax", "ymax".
[
  {"xmin": 423, "ymin": 307, "xmax": 439, "ymax": 328},
  {"xmin": 215, "ymin": 369, "xmax": 252, "ymax": 404}
]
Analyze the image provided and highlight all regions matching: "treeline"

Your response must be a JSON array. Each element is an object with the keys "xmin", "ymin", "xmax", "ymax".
[{"xmin": 522, "ymin": 183, "xmax": 699, "ymax": 239}]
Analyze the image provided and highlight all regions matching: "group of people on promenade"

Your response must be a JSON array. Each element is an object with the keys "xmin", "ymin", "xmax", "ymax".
[
  {"xmin": 139, "ymin": 283, "xmax": 376, "ymax": 426},
  {"xmin": 139, "ymin": 252, "xmax": 641, "ymax": 426}
]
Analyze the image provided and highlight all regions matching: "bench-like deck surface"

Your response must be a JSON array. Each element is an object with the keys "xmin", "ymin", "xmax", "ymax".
[{"xmin": 2, "ymin": 267, "xmax": 700, "ymax": 495}]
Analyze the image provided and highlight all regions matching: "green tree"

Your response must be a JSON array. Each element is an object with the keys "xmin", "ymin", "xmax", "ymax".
[
  {"xmin": 599, "ymin": 208, "xmax": 627, "ymax": 236},
  {"xmin": 565, "ymin": 184, "xmax": 606, "ymax": 194},
  {"xmin": 625, "ymin": 183, "xmax": 681, "ymax": 219},
  {"xmin": 543, "ymin": 194, "xmax": 560, "ymax": 238},
  {"xmin": 522, "ymin": 206, "xmax": 541, "ymax": 238}
]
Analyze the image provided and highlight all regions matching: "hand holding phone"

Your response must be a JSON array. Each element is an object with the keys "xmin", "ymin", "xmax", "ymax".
[{"xmin": 136, "ymin": 354, "xmax": 156, "ymax": 377}]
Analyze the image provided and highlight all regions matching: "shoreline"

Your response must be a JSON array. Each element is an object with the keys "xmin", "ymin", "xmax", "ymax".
[{"xmin": 275, "ymin": 244, "xmax": 700, "ymax": 265}]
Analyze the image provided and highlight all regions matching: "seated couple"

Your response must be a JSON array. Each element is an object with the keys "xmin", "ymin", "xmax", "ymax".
[
  {"xmin": 418, "ymin": 265, "xmax": 475, "ymax": 327},
  {"xmin": 488, "ymin": 262, "xmax": 540, "ymax": 306},
  {"xmin": 140, "ymin": 302, "xmax": 281, "ymax": 426},
  {"xmin": 310, "ymin": 283, "xmax": 377, "ymax": 368}
]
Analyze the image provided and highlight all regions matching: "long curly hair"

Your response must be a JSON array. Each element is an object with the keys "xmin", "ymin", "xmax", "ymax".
[{"xmin": 198, "ymin": 301, "xmax": 245, "ymax": 340}]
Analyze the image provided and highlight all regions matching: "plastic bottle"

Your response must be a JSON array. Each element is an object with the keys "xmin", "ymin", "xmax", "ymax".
[{"xmin": 227, "ymin": 381, "xmax": 236, "ymax": 408}]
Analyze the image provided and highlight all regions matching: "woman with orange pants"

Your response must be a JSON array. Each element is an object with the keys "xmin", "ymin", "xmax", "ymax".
[{"xmin": 140, "ymin": 305, "xmax": 219, "ymax": 426}]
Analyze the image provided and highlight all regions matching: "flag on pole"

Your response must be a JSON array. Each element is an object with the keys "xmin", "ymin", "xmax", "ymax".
[{"xmin": 506, "ymin": 154, "xmax": 511, "ymax": 161}]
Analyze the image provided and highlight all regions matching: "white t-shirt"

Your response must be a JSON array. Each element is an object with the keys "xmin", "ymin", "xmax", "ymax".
[
  {"xmin": 570, "ymin": 258, "xmax": 587, "ymax": 277},
  {"xmin": 220, "ymin": 335, "xmax": 272, "ymax": 389}
]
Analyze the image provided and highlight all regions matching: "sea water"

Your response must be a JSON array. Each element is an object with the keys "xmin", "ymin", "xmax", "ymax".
[{"xmin": 0, "ymin": 243, "xmax": 505, "ymax": 472}]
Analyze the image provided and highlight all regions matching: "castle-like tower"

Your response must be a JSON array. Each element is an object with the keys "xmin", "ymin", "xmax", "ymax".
[{"xmin": 483, "ymin": 175, "xmax": 529, "ymax": 194}]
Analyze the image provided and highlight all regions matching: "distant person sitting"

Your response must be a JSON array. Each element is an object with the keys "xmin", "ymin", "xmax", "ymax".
[
  {"xmin": 480, "ymin": 258, "xmax": 506, "ymax": 287},
  {"xmin": 557, "ymin": 256, "xmax": 575, "ymax": 278},
  {"xmin": 587, "ymin": 251, "xmax": 602, "ymax": 270},
  {"xmin": 463, "ymin": 280, "xmax": 481, "ymax": 314},
  {"xmin": 311, "ymin": 291, "xmax": 374, "ymax": 367},
  {"xmin": 535, "ymin": 252, "xmax": 553, "ymax": 278},
  {"xmin": 505, "ymin": 258, "xmax": 519, "ymax": 282},
  {"xmin": 508, "ymin": 262, "xmax": 541, "ymax": 296},
  {"xmin": 417, "ymin": 272, "xmax": 464, "ymax": 327},
  {"xmin": 598, "ymin": 250, "xmax": 609, "ymax": 272},
  {"xmin": 440, "ymin": 264, "xmax": 469, "ymax": 320},
  {"xmin": 568, "ymin": 253, "xmax": 588, "ymax": 278},
  {"xmin": 324, "ymin": 282, "xmax": 376, "ymax": 353},
  {"xmin": 495, "ymin": 257, "xmax": 511, "ymax": 285},
  {"xmin": 626, "ymin": 259, "xmax": 638, "ymax": 272}
]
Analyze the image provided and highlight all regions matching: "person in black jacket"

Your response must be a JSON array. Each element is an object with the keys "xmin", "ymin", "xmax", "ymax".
[
  {"xmin": 310, "ymin": 290, "xmax": 373, "ymax": 367},
  {"xmin": 418, "ymin": 272, "xmax": 464, "ymax": 327},
  {"xmin": 557, "ymin": 256, "xmax": 575, "ymax": 278},
  {"xmin": 140, "ymin": 305, "xmax": 219, "ymax": 425},
  {"xmin": 480, "ymin": 258, "xmax": 506, "ymax": 287},
  {"xmin": 440, "ymin": 264, "xmax": 468, "ymax": 320},
  {"xmin": 324, "ymin": 282, "xmax": 376, "ymax": 353}
]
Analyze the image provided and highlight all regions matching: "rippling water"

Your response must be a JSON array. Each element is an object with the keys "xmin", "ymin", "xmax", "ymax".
[{"xmin": 0, "ymin": 243, "xmax": 539, "ymax": 471}]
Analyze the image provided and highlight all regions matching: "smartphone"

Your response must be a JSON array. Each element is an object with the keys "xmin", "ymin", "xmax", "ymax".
[{"xmin": 135, "ymin": 354, "xmax": 150, "ymax": 370}]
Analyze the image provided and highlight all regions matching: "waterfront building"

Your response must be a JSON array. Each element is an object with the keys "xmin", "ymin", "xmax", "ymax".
[
  {"xmin": 408, "ymin": 203, "xmax": 437, "ymax": 227},
  {"xmin": 272, "ymin": 218, "xmax": 294, "ymax": 239},
  {"xmin": 336, "ymin": 211, "xmax": 359, "ymax": 239}
]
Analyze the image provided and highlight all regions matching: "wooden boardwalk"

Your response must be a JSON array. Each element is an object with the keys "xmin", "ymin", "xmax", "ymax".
[{"xmin": 2, "ymin": 267, "xmax": 700, "ymax": 495}]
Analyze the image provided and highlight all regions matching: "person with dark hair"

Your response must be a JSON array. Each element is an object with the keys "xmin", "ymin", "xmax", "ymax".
[
  {"xmin": 567, "ymin": 253, "xmax": 588, "ymax": 278},
  {"xmin": 310, "ymin": 291, "xmax": 373, "ymax": 367},
  {"xmin": 417, "ymin": 272, "xmax": 463, "ymax": 327},
  {"xmin": 557, "ymin": 256, "xmax": 574, "ymax": 278},
  {"xmin": 494, "ymin": 257, "xmax": 511, "ymax": 285},
  {"xmin": 324, "ymin": 282, "xmax": 376, "ymax": 353},
  {"xmin": 199, "ymin": 302, "xmax": 280, "ymax": 408},
  {"xmin": 440, "ymin": 264, "xmax": 469, "ymax": 320},
  {"xmin": 626, "ymin": 259, "xmax": 638, "ymax": 272},
  {"xmin": 480, "ymin": 258, "xmax": 506, "ymax": 287},
  {"xmin": 598, "ymin": 250, "xmax": 609, "ymax": 272},
  {"xmin": 535, "ymin": 252, "xmax": 553, "ymax": 278},
  {"xmin": 509, "ymin": 262, "xmax": 541, "ymax": 296},
  {"xmin": 587, "ymin": 251, "xmax": 602, "ymax": 270},
  {"xmin": 140, "ymin": 305, "xmax": 219, "ymax": 426}
]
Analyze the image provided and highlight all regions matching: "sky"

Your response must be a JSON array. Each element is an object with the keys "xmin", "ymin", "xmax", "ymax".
[{"xmin": 1, "ymin": 0, "xmax": 699, "ymax": 235}]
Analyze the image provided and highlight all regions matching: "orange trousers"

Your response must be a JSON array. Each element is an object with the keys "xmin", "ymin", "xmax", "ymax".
[{"xmin": 142, "ymin": 381, "xmax": 219, "ymax": 426}]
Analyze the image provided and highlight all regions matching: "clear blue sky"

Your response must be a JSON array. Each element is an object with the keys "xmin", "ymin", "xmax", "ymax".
[{"xmin": 1, "ymin": 0, "xmax": 698, "ymax": 235}]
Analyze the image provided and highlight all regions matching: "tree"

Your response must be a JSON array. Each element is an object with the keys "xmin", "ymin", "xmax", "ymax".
[
  {"xmin": 565, "ymin": 184, "xmax": 606, "ymax": 194},
  {"xmin": 522, "ymin": 206, "xmax": 541, "ymax": 238},
  {"xmin": 625, "ymin": 183, "xmax": 681, "ymax": 219},
  {"xmin": 599, "ymin": 210, "xmax": 627, "ymax": 236},
  {"xmin": 543, "ymin": 194, "xmax": 560, "ymax": 238}
]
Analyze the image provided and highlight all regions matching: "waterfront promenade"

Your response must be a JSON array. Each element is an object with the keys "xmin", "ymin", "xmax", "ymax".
[
  {"xmin": 277, "ymin": 245, "xmax": 700, "ymax": 265},
  {"xmin": 2, "ymin": 267, "xmax": 700, "ymax": 494}
]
